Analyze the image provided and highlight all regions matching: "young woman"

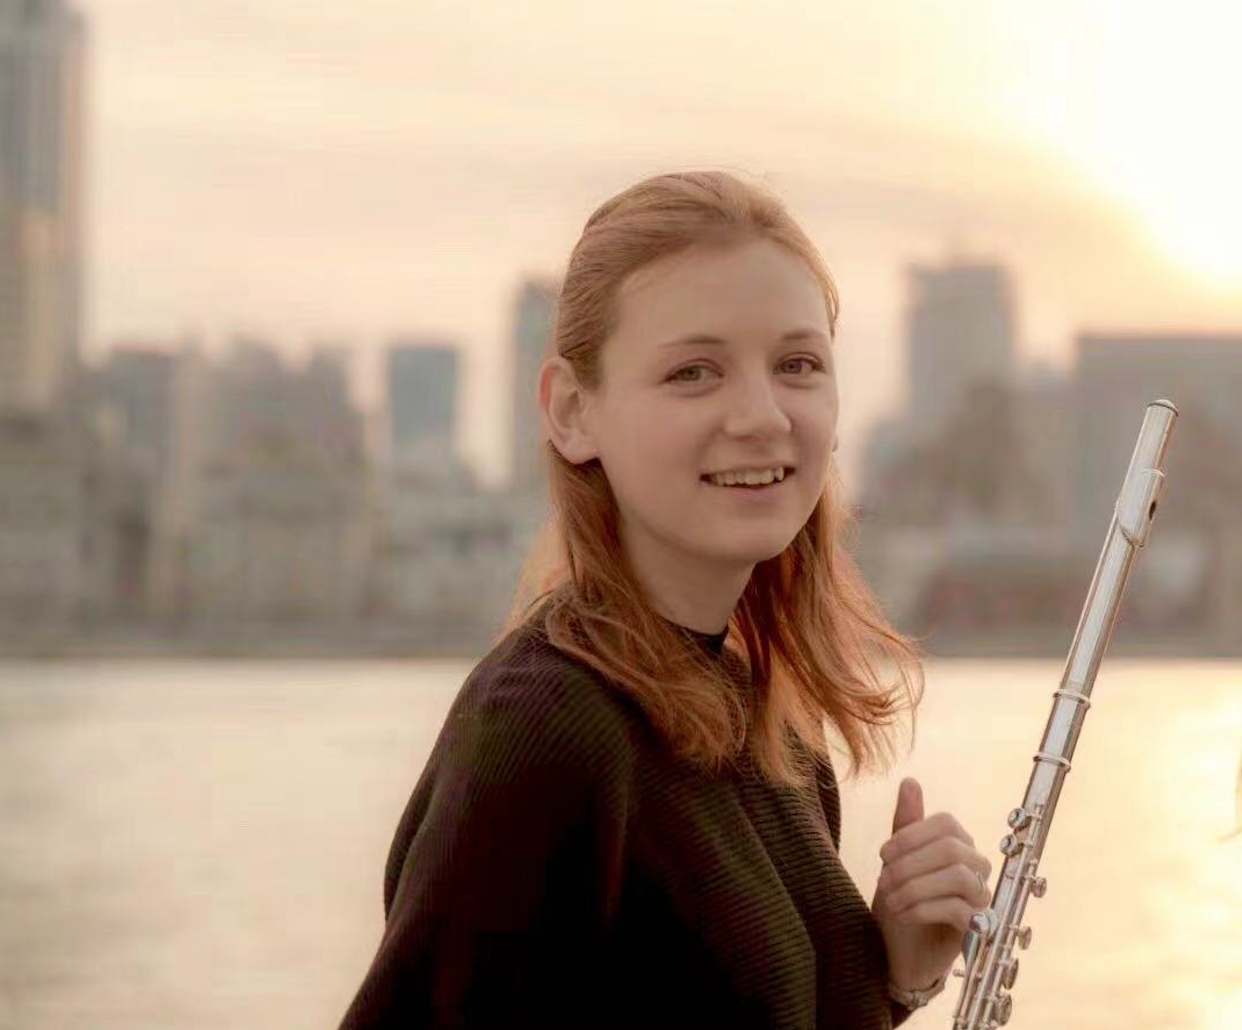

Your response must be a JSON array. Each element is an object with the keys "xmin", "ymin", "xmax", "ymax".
[{"xmin": 338, "ymin": 170, "xmax": 993, "ymax": 1029}]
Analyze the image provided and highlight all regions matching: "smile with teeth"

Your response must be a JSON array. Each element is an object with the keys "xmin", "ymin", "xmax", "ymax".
[{"xmin": 703, "ymin": 467, "xmax": 791, "ymax": 488}]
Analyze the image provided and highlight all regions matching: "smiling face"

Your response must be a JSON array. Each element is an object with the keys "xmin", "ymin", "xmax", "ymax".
[{"xmin": 584, "ymin": 236, "xmax": 840, "ymax": 587}]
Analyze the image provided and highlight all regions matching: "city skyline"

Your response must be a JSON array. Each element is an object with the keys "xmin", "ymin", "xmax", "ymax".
[
  {"xmin": 70, "ymin": 0, "xmax": 1242, "ymax": 488},
  {"xmin": 4, "ymin": 0, "xmax": 1240, "ymax": 657}
]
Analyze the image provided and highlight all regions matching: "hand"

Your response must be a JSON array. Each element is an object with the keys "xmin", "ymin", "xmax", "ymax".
[{"xmin": 871, "ymin": 777, "xmax": 992, "ymax": 993}]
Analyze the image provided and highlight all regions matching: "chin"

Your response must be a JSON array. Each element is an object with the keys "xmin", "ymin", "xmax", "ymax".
[{"xmin": 698, "ymin": 531, "xmax": 796, "ymax": 567}]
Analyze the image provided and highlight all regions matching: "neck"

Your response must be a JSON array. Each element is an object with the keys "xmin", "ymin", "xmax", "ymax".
[{"xmin": 620, "ymin": 519, "xmax": 751, "ymax": 635}]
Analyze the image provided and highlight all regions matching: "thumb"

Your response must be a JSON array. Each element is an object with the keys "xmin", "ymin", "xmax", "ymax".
[{"xmin": 892, "ymin": 776, "xmax": 924, "ymax": 834}]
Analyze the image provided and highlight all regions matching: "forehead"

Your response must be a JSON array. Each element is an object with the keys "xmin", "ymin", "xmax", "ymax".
[{"xmin": 611, "ymin": 238, "xmax": 828, "ymax": 346}]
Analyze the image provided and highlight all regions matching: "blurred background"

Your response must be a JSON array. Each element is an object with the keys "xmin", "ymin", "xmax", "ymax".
[{"xmin": 1, "ymin": 1, "xmax": 1240, "ymax": 1028}]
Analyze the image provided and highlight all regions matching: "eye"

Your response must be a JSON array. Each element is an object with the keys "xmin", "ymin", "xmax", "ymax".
[
  {"xmin": 779, "ymin": 356, "xmax": 826, "ymax": 375},
  {"xmin": 666, "ymin": 363, "xmax": 717, "ymax": 384}
]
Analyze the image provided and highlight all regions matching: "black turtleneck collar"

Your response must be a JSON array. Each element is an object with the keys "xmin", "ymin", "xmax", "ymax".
[{"xmin": 658, "ymin": 615, "xmax": 729, "ymax": 656}]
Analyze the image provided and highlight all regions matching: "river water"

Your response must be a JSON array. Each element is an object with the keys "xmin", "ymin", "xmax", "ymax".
[{"xmin": 2, "ymin": 657, "xmax": 1240, "ymax": 1029}]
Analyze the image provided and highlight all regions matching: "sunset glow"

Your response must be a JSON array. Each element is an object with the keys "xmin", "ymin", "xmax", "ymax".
[
  {"xmin": 66, "ymin": 0, "xmax": 1242, "ymax": 486},
  {"xmin": 1089, "ymin": 1, "xmax": 1242, "ymax": 285}
]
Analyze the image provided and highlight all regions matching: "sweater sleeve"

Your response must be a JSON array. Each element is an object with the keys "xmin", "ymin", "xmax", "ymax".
[
  {"xmin": 336, "ymin": 663, "xmax": 630, "ymax": 1029},
  {"xmin": 812, "ymin": 753, "xmax": 918, "ymax": 1029}
]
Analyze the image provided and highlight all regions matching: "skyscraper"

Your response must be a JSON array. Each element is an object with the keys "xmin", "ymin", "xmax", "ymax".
[
  {"xmin": 386, "ymin": 337, "xmax": 462, "ymax": 477},
  {"xmin": 90, "ymin": 345, "xmax": 178, "ymax": 486},
  {"xmin": 0, "ymin": 0, "xmax": 86, "ymax": 416},
  {"xmin": 904, "ymin": 261, "xmax": 1017, "ymax": 438},
  {"xmin": 509, "ymin": 276, "xmax": 558, "ymax": 494}
]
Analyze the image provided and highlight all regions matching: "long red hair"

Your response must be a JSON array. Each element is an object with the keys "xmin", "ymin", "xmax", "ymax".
[{"xmin": 500, "ymin": 169, "xmax": 925, "ymax": 792}]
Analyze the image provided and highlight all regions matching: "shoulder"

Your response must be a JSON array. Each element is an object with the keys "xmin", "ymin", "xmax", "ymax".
[
  {"xmin": 446, "ymin": 614, "xmax": 639, "ymax": 781},
  {"xmin": 380, "ymin": 617, "xmax": 637, "ymax": 918}
]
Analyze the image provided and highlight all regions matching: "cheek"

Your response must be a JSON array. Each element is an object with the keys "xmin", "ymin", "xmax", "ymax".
[
  {"xmin": 792, "ymin": 392, "xmax": 838, "ymax": 446},
  {"xmin": 607, "ymin": 400, "xmax": 701, "ymax": 461},
  {"xmin": 599, "ymin": 406, "xmax": 703, "ymax": 499}
]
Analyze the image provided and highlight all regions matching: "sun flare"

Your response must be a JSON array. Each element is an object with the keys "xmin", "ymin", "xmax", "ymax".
[{"xmin": 1087, "ymin": 2, "xmax": 1242, "ymax": 286}]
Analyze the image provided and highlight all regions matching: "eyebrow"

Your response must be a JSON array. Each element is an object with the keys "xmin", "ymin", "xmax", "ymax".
[{"xmin": 659, "ymin": 327, "xmax": 830, "ymax": 348}]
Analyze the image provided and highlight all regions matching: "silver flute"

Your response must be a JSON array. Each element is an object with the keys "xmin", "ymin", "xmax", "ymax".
[{"xmin": 950, "ymin": 398, "xmax": 1178, "ymax": 1029}]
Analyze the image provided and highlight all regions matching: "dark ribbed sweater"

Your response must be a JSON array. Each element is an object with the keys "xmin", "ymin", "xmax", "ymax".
[{"xmin": 338, "ymin": 608, "xmax": 914, "ymax": 1029}]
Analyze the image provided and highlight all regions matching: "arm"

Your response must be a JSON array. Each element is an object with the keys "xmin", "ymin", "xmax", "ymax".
[
  {"xmin": 811, "ymin": 753, "xmax": 917, "ymax": 1028},
  {"xmin": 337, "ymin": 667, "xmax": 629, "ymax": 1029}
]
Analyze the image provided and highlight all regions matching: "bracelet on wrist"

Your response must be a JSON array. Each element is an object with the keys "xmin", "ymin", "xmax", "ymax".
[{"xmin": 887, "ymin": 970, "xmax": 949, "ymax": 1009}]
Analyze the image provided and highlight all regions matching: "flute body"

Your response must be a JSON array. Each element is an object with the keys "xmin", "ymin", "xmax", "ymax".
[{"xmin": 950, "ymin": 399, "xmax": 1178, "ymax": 1029}]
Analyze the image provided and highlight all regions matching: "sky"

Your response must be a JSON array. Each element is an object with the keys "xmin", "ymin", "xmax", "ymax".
[{"xmin": 76, "ymin": 0, "xmax": 1242, "ymax": 487}]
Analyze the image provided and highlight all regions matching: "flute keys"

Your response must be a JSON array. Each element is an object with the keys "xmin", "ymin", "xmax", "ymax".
[
  {"xmin": 1015, "ymin": 925, "xmax": 1033, "ymax": 949},
  {"xmin": 1007, "ymin": 807, "xmax": 1031, "ymax": 830},
  {"xmin": 999, "ymin": 833, "xmax": 1022, "ymax": 856},
  {"xmin": 994, "ymin": 992, "xmax": 1013, "ymax": 1025},
  {"xmin": 969, "ymin": 909, "xmax": 999, "ymax": 939},
  {"xmin": 1029, "ymin": 876, "xmax": 1047, "ymax": 898},
  {"xmin": 1001, "ymin": 957, "xmax": 1020, "ymax": 989}
]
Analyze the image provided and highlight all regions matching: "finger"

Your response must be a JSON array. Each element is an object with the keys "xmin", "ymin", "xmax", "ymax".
[
  {"xmin": 891, "ymin": 896, "xmax": 978, "ymax": 934},
  {"xmin": 891, "ymin": 777, "xmax": 924, "ymax": 834},
  {"xmin": 885, "ymin": 863, "xmax": 992, "ymax": 915},
  {"xmin": 880, "ymin": 837, "xmax": 992, "ymax": 890},
  {"xmin": 880, "ymin": 811, "xmax": 975, "ymax": 864}
]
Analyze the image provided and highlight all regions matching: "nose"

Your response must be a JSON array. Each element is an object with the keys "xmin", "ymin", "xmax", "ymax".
[{"xmin": 722, "ymin": 372, "xmax": 792, "ymax": 439}]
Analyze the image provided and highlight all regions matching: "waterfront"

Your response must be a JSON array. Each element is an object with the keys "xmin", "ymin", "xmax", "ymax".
[{"xmin": 2, "ymin": 657, "xmax": 1240, "ymax": 1029}]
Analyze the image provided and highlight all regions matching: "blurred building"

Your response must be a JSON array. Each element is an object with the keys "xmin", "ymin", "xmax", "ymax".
[
  {"xmin": 854, "ymin": 326, "xmax": 1242, "ymax": 653},
  {"xmin": 375, "ymin": 477, "xmax": 534, "ymax": 649},
  {"xmin": 509, "ymin": 276, "xmax": 558, "ymax": 495},
  {"xmin": 377, "ymin": 326, "xmax": 544, "ymax": 645},
  {"xmin": 181, "ymin": 340, "xmax": 371, "ymax": 628},
  {"xmin": 905, "ymin": 260, "xmax": 1018, "ymax": 440},
  {"xmin": 90, "ymin": 344, "xmax": 177, "ymax": 483},
  {"xmin": 0, "ymin": 409, "xmax": 87, "ymax": 629},
  {"xmin": 1009, "ymin": 362, "xmax": 1078, "ymax": 527},
  {"xmin": 385, "ymin": 337, "xmax": 472, "ymax": 486},
  {"xmin": 861, "ymin": 379, "xmax": 1055, "ymax": 527},
  {"xmin": 0, "ymin": 0, "xmax": 86, "ymax": 416},
  {"xmin": 81, "ymin": 344, "xmax": 179, "ymax": 619},
  {"xmin": 861, "ymin": 258, "xmax": 1020, "ymax": 507}
]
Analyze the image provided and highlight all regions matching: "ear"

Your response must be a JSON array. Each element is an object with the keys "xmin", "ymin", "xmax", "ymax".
[{"xmin": 539, "ymin": 356, "xmax": 599, "ymax": 465}]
